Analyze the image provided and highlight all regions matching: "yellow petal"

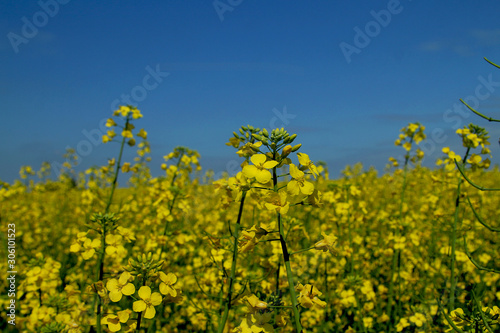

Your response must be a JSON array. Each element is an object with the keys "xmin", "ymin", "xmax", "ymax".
[
  {"xmin": 150, "ymin": 292, "xmax": 163, "ymax": 306},
  {"xmin": 109, "ymin": 290, "xmax": 123, "ymax": 302},
  {"xmin": 138, "ymin": 286, "xmax": 151, "ymax": 300},
  {"xmin": 91, "ymin": 239, "xmax": 101, "ymax": 248},
  {"xmin": 160, "ymin": 272, "xmax": 177, "ymax": 284},
  {"xmin": 107, "ymin": 321, "xmax": 121, "ymax": 332},
  {"xmin": 255, "ymin": 170, "xmax": 272, "ymax": 184},
  {"xmin": 263, "ymin": 160, "xmax": 278, "ymax": 169},
  {"xmin": 119, "ymin": 272, "xmax": 131, "ymax": 284},
  {"xmin": 117, "ymin": 310, "xmax": 130, "ymax": 323},
  {"xmin": 289, "ymin": 164, "xmax": 304, "ymax": 179},
  {"xmin": 301, "ymin": 181, "xmax": 315, "ymax": 195},
  {"xmin": 287, "ymin": 180, "xmax": 300, "ymax": 196},
  {"xmin": 251, "ymin": 154, "xmax": 267, "ymax": 166},
  {"xmin": 106, "ymin": 247, "xmax": 117, "ymax": 255},
  {"xmin": 297, "ymin": 153, "xmax": 310, "ymax": 166},
  {"xmin": 122, "ymin": 283, "xmax": 135, "ymax": 296},
  {"xmin": 69, "ymin": 243, "xmax": 81, "ymax": 253},
  {"xmin": 133, "ymin": 300, "xmax": 146, "ymax": 313},
  {"xmin": 242, "ymin": 165, "xmax": 258, "ymax": 179},
  {"xmin": 144, "ymin": 305, "xmax": 156, "ymax": 319},
  {"xmin": 82, "ymin": 249, "xmax": 95, "ymax": 260},
  {"xmin": 160, "ymin": 283, "xmax": 177, "ymax": 297},
  {"xmin": 106, "ymin": 279, "xmax": 119, "ymax": 292}
]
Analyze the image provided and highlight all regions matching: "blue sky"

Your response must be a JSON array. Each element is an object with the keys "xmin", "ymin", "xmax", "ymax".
[{"xmin": 2, "ymin": 0, "xmax": 500, "ymax": 183}]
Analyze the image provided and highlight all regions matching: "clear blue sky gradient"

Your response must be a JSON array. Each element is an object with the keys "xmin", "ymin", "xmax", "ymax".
[{"xmin": 2, "ymin": 1, "xmax": 500, "ymax": 183}]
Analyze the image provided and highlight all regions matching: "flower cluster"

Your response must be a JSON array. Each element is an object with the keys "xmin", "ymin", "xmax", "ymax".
[
  {"xmin": 437, "ymin": 124, "xmax": 491, "ymax": 171},
  {"xmin": 389, "ymin": 122, "xmax": 426, "ymax": 167},
  {"xmin": 102, "ymin": 105, "xmax": 146, "ymax": 146}
]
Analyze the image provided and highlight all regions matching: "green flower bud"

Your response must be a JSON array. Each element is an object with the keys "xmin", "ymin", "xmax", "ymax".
[
  {"xmin": 252, "ymin": 133, "xmax": 263, "ymax": 141},
  {"xmin": 291, "ymin": 144, "xmax": 302, "ymax": 152},
  {"xmin": 262, "ymin": 128, "xmax": 269, "ymax": 137}
]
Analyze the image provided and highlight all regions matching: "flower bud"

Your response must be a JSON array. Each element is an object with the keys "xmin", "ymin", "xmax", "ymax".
[
  {"xmin": 282, "ymin": 145, "xmax": 292, "ymax": 156},
  {"xmin": 252, "ymin": 133, "xmax": 263, "ymax": 141},
  {"xmin": 291, "ymin": 144, "xmax": 302, "ymax": 152}
]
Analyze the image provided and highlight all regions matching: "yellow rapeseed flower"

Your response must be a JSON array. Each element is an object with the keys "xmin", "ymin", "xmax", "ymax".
[
  {"xmin": 297, "ymin": 153, "xmax": 319, "ymax": 178},
  {"xmin": 295, "ymin": 283, "xmax": 327, "ymax": 308},
  {"xmin": 101, "ymin": 310, "xmax": 130, "ymax": 332},
  {"xmin": 137, "ymin": 128, "xmax": 147, "ymax": 139},
  {"xmin": 287, "ymin": 164, "xmax": 314, "ymax": 196},
  {"xmin": 264, "ymin": 190, "xmax": 289, "ymax": 215},
  {"xmin": 106, "ymin": 118, "xmax": 117, "ymax": 127},
  {"xmin": 106, "ymin": 272, "xmax": 135, "ymax": 302},
  {"xmin": 133, "ymin": 286, "xmax": 162, "ymax": 319},
  {"xmin": 314, "ymin": 232, "xmax": 337, "ymax": 254},
  {"xmin": 242, "ymin": 154, "xmax": 278, "ymax": 184},
  {"xmin": 159, "ymin": 272, "xmax": 178, "ymax": 297}
]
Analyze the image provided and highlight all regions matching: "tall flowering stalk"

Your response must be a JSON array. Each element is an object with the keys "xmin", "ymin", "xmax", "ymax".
[
  {"xmin": 220, "ymin": 126, "xmax": 328, "ymax": 332},
  {"xmin": 386, "ymin": 122, "xmax": 425, "ymax": 332},
  {"xmin": 436, "ymin": 123, "xmax": 491, "ymax": 314},
  {"xmin": 94, "ymin": 105, "xmax": 145, "ymax": 333},
  {"xmin": 216, "ymin": 125, "xmax": 260, "ymax": 333}
]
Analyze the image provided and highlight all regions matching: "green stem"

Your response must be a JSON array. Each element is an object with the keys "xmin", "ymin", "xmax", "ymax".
[
  {"xmin": 95, "ymin": 116, "xmax": 129, "ymax": 333},
  {"xmin": 280, "ymin": 224, "xmax": 302, "ymax": 332},
  {"xmin": 437, "ymin": 298, "xmax": 466, "ymax": 333},
  {"xmin": 449, "ymin": 177, "xmax": 461, "ymax": 312},
  {"xmin": 218, "ymin": 191, "xmax": 247, "ymax": 333},
  {"xmin": 272, "ymin": 158, "xmax": 302, "ymax": 332},
  {"xmin": 449, "ymin": 147, "xmax": 470, "ymax": 312},
  {"xmin": 345, "ymin": 186, "xmax": 353, "ymax": 275},
  {"xmin": 105, "ymin": 116, "xmax": 129, "ymax": 214},
  {"xmin": 386, "ymin": 154, "xmax": 409, "ymax": 332},
  {"xmin": 160, "ymin": 153, "xmax": 185, "ymax": 244},
  {"xmin": 95, "ymin": 226, "xmax": 107, "ymax": 333},
  {"xmin": 289, "ymin": 246, "xmax": 315, "ymax": 256},
  {"xmin": 136, "ymin": 312, "xmax": 142, "ymax": 332},
  {"xmin": 136, "ymin": 278, "xmax": 147, "ymax": 332}
]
